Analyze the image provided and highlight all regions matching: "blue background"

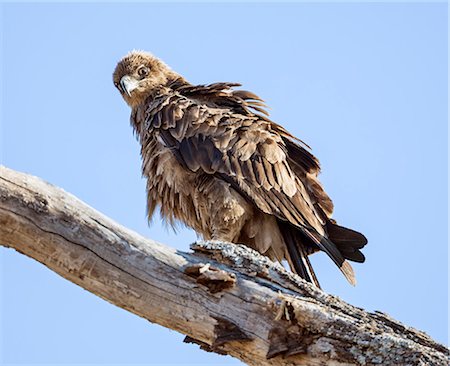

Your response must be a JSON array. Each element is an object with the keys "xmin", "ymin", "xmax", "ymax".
[{"xmin": 1, "ymin": 2, "xmax": 447, "ymax": 365}]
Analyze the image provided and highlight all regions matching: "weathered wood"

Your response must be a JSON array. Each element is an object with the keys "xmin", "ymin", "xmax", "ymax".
[{"xmin": 0, "ymin": 165, "xmax": 448, "ymax": 366}]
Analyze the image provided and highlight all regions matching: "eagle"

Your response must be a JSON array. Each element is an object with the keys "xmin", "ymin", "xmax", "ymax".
[{"xmin": 113, "ymin": 51, "xmax": 367, "ymax": 287}]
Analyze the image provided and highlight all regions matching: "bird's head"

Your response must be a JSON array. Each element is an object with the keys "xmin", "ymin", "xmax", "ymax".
[{"xmin": 113, "ymin": 50, "xmax": 181, "ymax": 108}]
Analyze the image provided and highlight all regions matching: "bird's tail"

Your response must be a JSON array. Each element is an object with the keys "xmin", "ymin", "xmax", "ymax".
[
  {"xmin": 325, "ymin": 220, "xmax": 367, "ymax": 263},
  {"xmin": 279, "ymin": 221, "xmax": 321, "ymax": 288},
  {"xmin": 279, "ymin": 220, "xmax": 367, "ymax": 287}
]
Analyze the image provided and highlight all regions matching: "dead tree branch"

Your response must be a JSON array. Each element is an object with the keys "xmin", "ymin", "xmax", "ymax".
[{"xmin": 0, "ymin": 166, "xmax": 448, "ymax": 365}]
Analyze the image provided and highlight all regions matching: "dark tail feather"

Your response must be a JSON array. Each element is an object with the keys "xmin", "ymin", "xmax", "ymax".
[
  {"xmin": 279, "ymin": 221, "xmax": 321, "ymax": 288},
  {"xmin": 279, "ymin": 220, "xmax": 367, "ymax": 287},
  {"xmin": 326, "ymin": 220, "xmax": 368, "ymax": 263},
  {"xmin": 306, "ymin": 230, "xmax": 357, "ymax": 286}
]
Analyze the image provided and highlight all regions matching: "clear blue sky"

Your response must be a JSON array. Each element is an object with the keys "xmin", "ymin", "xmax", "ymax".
[{"xmin": 1, "ymin": 2, "xmax": 447, "ymax": 365}]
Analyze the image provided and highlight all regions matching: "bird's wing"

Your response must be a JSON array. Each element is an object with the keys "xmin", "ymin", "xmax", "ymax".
[
  {"xmin": 144, "ymin": 87, "xmax": 355, "ymax": 283},
  {"xmin": 266, "ymin": 121, "xmax": 334, "ymax": 218},
  {"xmin": 175, "ymin": 82, "xmax": 335, "ymax": 218}
]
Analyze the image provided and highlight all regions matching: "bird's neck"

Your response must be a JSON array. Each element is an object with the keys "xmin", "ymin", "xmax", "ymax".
[
  {"xmin": 166, "ymin": 76, "xmax": 191, "ymax": 91},
  {"xmin": 143, "ymin": 76, "xmax": 190, "ymax": 105},
  {"xmin": 130, "ymin": 76, "xmax": 191, "ymax": 132}
]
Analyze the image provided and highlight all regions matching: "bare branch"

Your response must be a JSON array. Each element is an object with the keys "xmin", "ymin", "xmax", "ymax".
[{"xmin": 0, "ymin": 166, "xmax": 448, "ymax": 365}]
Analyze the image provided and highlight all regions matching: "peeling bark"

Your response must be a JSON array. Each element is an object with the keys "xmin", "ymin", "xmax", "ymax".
[
  {"xmin": 0, "ymin": 166, "xmax": 448, "ymax": 366},
  {"xmin": 185, "ymin": 263, "xmax": 237, "ymax": 293}
]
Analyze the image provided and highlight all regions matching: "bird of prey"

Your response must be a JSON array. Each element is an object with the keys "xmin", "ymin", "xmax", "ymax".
[{"xmin": 113, "ymin": 51, "xmax": 367, "ymax": 287}]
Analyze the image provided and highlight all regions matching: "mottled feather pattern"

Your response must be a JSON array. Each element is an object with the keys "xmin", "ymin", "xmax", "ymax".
[
  {"xmin": 114, "ymin": 51, "xmax": 367, "ymax": 287},
  {"xmin": 140, "ymin": 88, "xmax": 324, "ymax": 230},
  {"xmin": 137, "ymin": 86, "xmax": 353, "ymax": 282}
]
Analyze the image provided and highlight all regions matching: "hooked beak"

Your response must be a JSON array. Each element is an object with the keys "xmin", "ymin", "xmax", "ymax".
[{"xmin": 119, "ymin": 75, "xmax": 139, "ymax": 97}]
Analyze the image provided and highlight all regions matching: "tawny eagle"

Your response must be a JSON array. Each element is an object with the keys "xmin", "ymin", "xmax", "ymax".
[{"xmin": 113, "ymin": 51, "xmax": 367, "ymax": 287}]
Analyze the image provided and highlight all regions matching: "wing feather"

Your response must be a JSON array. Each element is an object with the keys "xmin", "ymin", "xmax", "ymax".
[
  {"xmin": 151, "ymin": 93, "xmax": 325, "ymax": 230},
  {"xmin": 144, "ymin": 86, "xmax": 361, "ymax": 284}
]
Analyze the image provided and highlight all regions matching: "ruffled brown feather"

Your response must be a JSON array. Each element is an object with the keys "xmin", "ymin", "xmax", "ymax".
[{"xmin": 121, "ymin": 62, "xmax": 367, "ymax": 286}]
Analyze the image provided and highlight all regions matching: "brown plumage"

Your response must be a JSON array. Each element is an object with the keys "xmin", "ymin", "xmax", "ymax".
[{"xmin": 113, "ymin": 50, "xmax": 367, "ymax": 287}]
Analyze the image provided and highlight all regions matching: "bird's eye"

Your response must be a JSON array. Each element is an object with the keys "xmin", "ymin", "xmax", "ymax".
[
  {"xmin": 137, "ymin": 66, "xmax": 149, "ymax": 78},
  {"xmin": 114, "ymin": 82, "xmax": 119, "ymax": 88}
]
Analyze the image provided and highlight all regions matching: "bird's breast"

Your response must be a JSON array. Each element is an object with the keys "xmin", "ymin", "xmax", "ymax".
[{"xmin": 140, "ymin": 132, "xmax": 206, "ymax": 231}]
